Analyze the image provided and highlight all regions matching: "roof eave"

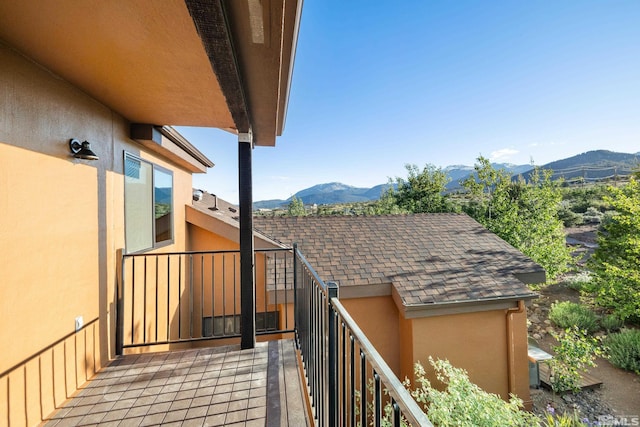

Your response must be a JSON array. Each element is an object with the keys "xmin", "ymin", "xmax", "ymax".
[{"xmin": 397, "ymin": 292, "xmax": 538, "ymax": 319}]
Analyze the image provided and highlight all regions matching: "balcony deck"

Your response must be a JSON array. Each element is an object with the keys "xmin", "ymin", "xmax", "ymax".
[{"xmin": 43, "ymin": 339, "xmax": 309, "ymax": 427}]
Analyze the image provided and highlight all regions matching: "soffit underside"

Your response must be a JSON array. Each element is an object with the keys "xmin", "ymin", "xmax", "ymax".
[{"xmin": 0, "ymin": 1, "xmax": 235, "ymax": 129}]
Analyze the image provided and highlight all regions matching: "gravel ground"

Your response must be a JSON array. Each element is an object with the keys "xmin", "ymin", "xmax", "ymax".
[{"xmin": 525, "ymin": 225, "xmax": 640, "ymax": 424}]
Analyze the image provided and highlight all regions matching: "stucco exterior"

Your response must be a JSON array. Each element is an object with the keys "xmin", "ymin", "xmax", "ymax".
[
  {"xmin": 252, "ymin": 215, "xmax": 540, "ymax": 410},
  {"xmin": 0, "ymin": 41, "xmax": 201, "ymax": 425},
  {"xmin": 340, "ymin": 296, "xmax": 401, "ymax": 374},
  {"xmin": 339, "ymin": 296, "xmax": 532, "ymax": 408}
]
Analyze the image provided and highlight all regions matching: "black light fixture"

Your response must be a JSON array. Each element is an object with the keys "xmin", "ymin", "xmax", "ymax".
[{"xmin": 69, "ymin": 139, "xmax": 99, "ymax": 161}]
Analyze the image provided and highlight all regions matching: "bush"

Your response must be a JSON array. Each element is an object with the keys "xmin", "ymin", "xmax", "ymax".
[
  {"xmin": 558, "ymin": 204, "xmax": 584, "ymax": 227},
  {"xmin": 410, "ymin": 358, "xmax": 539, "ymax": 427},
  {"xmin": 605, "ymin": 329, "xmax": 640, "ymax": 374},
  {"xmin": 601, "ymin": 314, "xmax": 624, "ymax": 332},
  {"xmin": 549, "ymin": 301, "xmax": 599, "ymax": 333},
  {"xmin": 582, "ymin": 207, "xmax": 604, "ymax": 224},
  {"xmin": 541, "ymin": 411, "xmax": 589, "ymax": 427},
  {"xmin": 548, "ymin": 327, "xmax": 604, "ymax": 393},
  {"xmin": 564, "ymin": 272, "xmax": 593, "ymax": 292}
]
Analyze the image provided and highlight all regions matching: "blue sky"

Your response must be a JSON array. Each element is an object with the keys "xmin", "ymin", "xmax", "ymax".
[{"xmin": 181, "ymin": 1, "xmax": 640, "ymax": 204}]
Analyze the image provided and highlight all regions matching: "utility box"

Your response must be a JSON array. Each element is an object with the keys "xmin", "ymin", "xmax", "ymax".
[{"xmin": 528, "ymin": 343, "xmax": 553, "ymax": 388}]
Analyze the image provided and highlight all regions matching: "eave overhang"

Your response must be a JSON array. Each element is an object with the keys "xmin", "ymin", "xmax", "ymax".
[
  {"xmin": 0, "ymin": 0, "xmax": 302, "ymax": 146},
  {"xmin": 131, "ymin": 124, "xmax": 213, "ymax": 173}
]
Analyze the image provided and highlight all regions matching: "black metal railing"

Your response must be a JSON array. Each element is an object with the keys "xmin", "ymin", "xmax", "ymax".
[
  {"xmin": 118, "ymin": 244, "xmax": 432, "ymax": 425},
  {"xmin": 294, "ymin": 245, "xmax": 432, "ymax": 427},
  {"xmin": 117, "ymin": 248, "xmax": 294, "ymax": 353}
]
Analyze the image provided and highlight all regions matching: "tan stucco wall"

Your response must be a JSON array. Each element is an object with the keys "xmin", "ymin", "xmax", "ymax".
[
  {"xmin": 339, "ymin": 296, "xmax": 531, "ymax": 406},
  {"xmin": 185, "ymin": 224, "xmax": 280, "ymax": 338},
  {"xmin": 0, "ymin": 41, "xmax": 196, "ymax": 425},
  {"xmin": 340, "ymin": 296, "xmax": 400, "ymax": 374},
  {"xmin": 399, "ymin": 308, "xmax": 531, "ymax": 406}
]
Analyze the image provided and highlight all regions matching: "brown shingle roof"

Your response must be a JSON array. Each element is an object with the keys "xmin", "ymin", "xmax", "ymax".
[{"xmin": 253, "ymin": 214, "xmax": 542, "ymax": 306}]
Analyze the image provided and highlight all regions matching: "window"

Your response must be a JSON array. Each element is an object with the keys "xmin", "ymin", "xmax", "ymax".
[
  {"xmin": 124, "ymin": 153, "xmax": 173, "ymax": 253},
  {"xmin": 202, "ymin": 312, "xmax": 279, "ymax": 337}
]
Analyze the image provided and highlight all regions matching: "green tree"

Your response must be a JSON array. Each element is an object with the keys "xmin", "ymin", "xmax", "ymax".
[
  {"xmin": 589, "ymin": 178, "xmax": 640, "ymax": 321},
  {"xmin": 547, "ymin": 327, "xmax": 604, "ymax": 393},
  {"xmin": 286, "ymin": 195, "xmax": 306, "ymax": 216},
  {"xmin": 365, "ymin": 185, "xmax": 408, "ymax": 215},
  {"xmin": 386, "ymin": 164, "xmax": 457, "ymax": 213},
  {"xmin": 461, "ymin": 157, "xmax": 572, "ymax": 280}
]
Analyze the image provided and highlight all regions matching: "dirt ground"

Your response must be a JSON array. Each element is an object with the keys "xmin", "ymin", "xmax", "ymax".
[{"xmin": 528, "ymin": 225, "xmax": 640, "ymax": 417}]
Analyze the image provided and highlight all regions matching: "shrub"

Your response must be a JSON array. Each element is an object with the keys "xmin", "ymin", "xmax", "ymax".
[
  {"xmin": 558, "ymin": 204, "xmax": 584, "ymax": 227},
  {"xmin": 605, "ymin": 329, "xmax": 640, "ymax": 374},
  {"xmin": 582, "ymin": 207, "xmax": 604, "ymax": 224},
  {"xmin": 549, "ymin": 301, "xmax": 599, "ymax": 333},
  {"xmin": 601, "ymin": 314, "xmax": 624, "ymax": 333},
  {"xmin": 564, "ymin": 272, "xmax": 594, "ymax": 292},
  {"xmin": 548, "ymin": 327, "xmax": 604, "ymax": 393},
  {"xmin": 541, "ymin": 410, "xmax": 589, "ymax": 427},
  {"xmin": 410, "ymin": 358, "xmax": 539, "ymax": 427}
]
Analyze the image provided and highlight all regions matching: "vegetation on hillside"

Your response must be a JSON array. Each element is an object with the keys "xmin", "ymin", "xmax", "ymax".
[
  {"xmin": 286, "ymin": 195, "xmax": 306, "ymax": 216},
  {"xmin": 588, "ymin": 178, "xmax": 640, "ymax": 322},
  {"xmin": 269, "ymin": 158, "xmax": 640, "ymax": 299},
  {"xmin": 459, "ymin": 157, "xmax": 572, "ymax": 280},
  {"xmin": 383, "ymin": 164, "xmax": 458, "ymax": 213}
]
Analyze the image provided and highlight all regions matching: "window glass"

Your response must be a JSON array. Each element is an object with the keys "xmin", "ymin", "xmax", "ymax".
[
  {"xmin": 124, "ymin": 155, "xmax": 153, "ymax": 253},
  {"xmin": 154, "ymin": 167, "xmax": 173, "ymax": 244},
  {"xmin": 124, "ymin": 153, "xmax": 173, "ymax": 253}
]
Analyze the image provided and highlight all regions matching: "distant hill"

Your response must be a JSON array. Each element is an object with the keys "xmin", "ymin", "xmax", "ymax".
[
  {"xmin": 253, "ymin": 150, "xmax": 640, "ymax": 209},
  {"xmin": 445, "ymin": 163, "xmax": 532, "ymax": 190},
  {"xmin": 154, "ymin": 187, "xmax": 172, "ymax": 204},
  {"xmin": 253, "ymin": 182, "xmax": 396, "ymax": 209},
  {"xmin": 522, "ymin": 150, "xmax": 640, "ymax": 183}
]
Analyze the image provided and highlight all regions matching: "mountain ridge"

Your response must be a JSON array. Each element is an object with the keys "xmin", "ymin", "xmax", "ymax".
[{"xmin": 253, "ymin": 150, "xmax": 640, "ymax": 209}]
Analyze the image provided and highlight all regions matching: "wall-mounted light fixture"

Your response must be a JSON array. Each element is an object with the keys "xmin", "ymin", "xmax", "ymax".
[{"xmin": 69, "ymin": 139, "xmax": 99, "ymax": 161}]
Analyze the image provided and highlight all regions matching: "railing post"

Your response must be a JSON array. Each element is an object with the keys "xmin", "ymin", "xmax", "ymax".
[
  {"xmin": 238, "ymin": 132, "xmax": 255, "ymax": 349},
  {"xmin": 116, "ymin": 249, "xmax": 124, "ymax": 356},
  {"xmin": 327, "ymin": 281, "xmax": 339, "ymax": 427},
  {"xmin": 293, "ymin": 243, "xmax": 298, "ymax": 343}
]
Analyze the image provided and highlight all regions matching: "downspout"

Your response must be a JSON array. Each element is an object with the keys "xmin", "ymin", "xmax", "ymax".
[{"xmin": 506, "ymin": 300, "xmax": 525, "ymax": 395}]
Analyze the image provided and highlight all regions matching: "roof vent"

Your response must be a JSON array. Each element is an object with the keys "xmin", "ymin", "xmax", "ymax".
[
  {"xmin": 208, "ymin": 194, "xmax": 219, "ymax": 211},
  {"xmin": 193, "ymin": 189, "xmax": 203, "ymax": 201}
]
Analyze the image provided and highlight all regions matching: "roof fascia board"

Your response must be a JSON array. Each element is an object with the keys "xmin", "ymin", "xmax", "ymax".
[
  {"xmin": 130, "ymin": 124, "xmax": 212, "ymax": 173},
  {"xmin": 276, "ymin": 0, "xmax": 302, "ymax": 135},
  {"xmin": 337, "ymin": 283, "xmax": 393, "ymax": 299},
  {"xmin": 185, "ymin": 0, "xmax": 251, "ymax": 134},
  {"xmin": 514, "ymin": 271, "xmax": 547, "ymax": 284},
  {"xmin": 159, "ymin": 126, "xmax": 214, "ymax": 167},
  {"xmin": 186, "ymin": 205, "xmax": 284, "ymax": 249},
  {"xmin": 401, "ymin": 294, "xmax": 537, "ymax": 319}
]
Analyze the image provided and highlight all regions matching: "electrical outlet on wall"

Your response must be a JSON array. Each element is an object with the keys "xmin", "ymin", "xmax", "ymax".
[{"xmin": 75, "ymin": 316, "xmax": 83, "ymax": 332}]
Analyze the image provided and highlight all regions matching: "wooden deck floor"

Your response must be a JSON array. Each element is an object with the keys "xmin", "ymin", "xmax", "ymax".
[
  {"xmin": 539, "ymin": 363, "xmax": 603, "ymax": 391},
  {"xmin": 43, "ymin": 339, "xmax": 309, "ymax": 426}
]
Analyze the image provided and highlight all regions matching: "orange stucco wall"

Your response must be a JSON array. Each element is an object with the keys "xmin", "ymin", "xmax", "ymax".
[
  {"xmin": 340, "ymin": 296, "xmax": 531, "ymax": 406},
  {"xmin": 340, "ymin": 296, "xmax": 400, "ymax": 374},
  {"xmin": 186, "ymin": 225, "xmax": 281, "ymax": 336},
  {"xmin": 399, "ymin": 308, "xmax": 531, "ymax": 406},
  {"xmin": 0, "ymin": 41, "xmax": 196, "ymax": 425}
]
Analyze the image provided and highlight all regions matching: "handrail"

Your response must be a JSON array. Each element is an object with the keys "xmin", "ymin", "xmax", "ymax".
[
  {"xmin": 293, "ymin": 245, "xmax": 433, "ymax": 426},
  {"xmin": 294, "ymin": 245, "xmax": 329, "ymax": 293},
  {"xmin": 117, "ymin": 247, "xmax": 295, "ymax": 352},
  {"xmin": 332, "ymin": 299, "xmax": 433, "ymax": 426},
  {"xmin": 122, "ymin": 247, "xmax": 291, "ymax": 258}
]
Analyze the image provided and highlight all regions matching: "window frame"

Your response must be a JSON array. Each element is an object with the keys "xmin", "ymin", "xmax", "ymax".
[{"xmin": 124, "ymin": 152, "xmax": 174, "ymax": 254}]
